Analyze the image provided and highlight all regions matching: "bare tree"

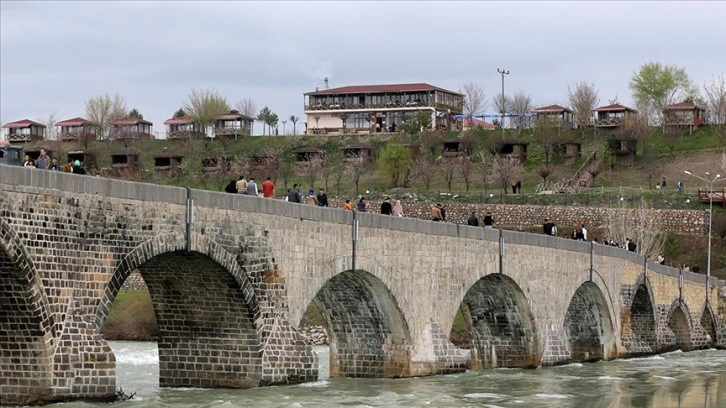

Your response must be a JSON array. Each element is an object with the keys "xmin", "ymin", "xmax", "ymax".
[
  {"xmin": 441, "ymin": 159, "xmax": 457, "ymax": 192},
  {"xmin": 537, "ymin": 166, "xmax": 553, "ymax": 183},
  {"xmin": 184, "ymin": 88, "xmax": 230, "ymax": 136},
  {"xmin": 42, "ymin": 112, "xmax": 58, "ymax": 141},
  {"xmin": 344, "ymin": 156, "xmax": 369, "ymax": 196},
  {"xmin": 492, "ymin": 93, "xmax": 512, "ymax": 118},
  {"xmin": 457, "ymin": 157, "xmax": 474, "ymax": 191},
  {"xmin": 567, "ymin": 82, "xmax": 600, "ymax": 129},
  {"xmin": 301, "ymin": 155, "xmax": 324, "ymax": 189},
  {"xmin": 412, "ymin": 156, "xmax": 438, "ymax": 192},
  {"xmin": 510, "ymin": 91, "xmax": 533, "ymax": 133},
  {"xmin": 460, "ymin": 82, "xmax": 486, "ymax": 122},
  {"xmin": 289, "ymin": 115, "xmax": 300, "ymax": 135},
  {"xmin": 85, "ymin": 93, "xmax": 127, "ymax": 140},
  {"xmin": 532, "ymin": 116, "xmax": 564, "ymax": 166},
  {"xmin": 490, "ymin": 154, "xmax": 524, "ymax": 194},
  {"xmin": 236, "ymin": 97, "xmax": 257, "ymax": 119},
  {"xmin": 606, "ymin": 198, "xmax": 666, "ymax": 259},
  {"xmin": 703, "ymin": 73, "xmax": 726, "ymax": 146},
  {"xmin": 475, "ymin": 151, "xmax": 493, "ymax": 193},
  {"xmin": 320, "ymin": 149, "xmax": 342, "ymax": 192}
]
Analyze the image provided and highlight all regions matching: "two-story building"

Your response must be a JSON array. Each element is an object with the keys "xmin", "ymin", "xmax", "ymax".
[
  {"xmin": 593, "ymin": 103, "xmax": 638, "ymax": 132},
  {"xmin": 532, "ymin": 105, "xmax": 575, "ymax": 129},
  {"xmin": 662, "ymin": 101, "xmax": 706, "ymax": 135},
  {"xmin": 214, "ymin": 110, "xmax": 254, "ymax": 139},
  {"xmin": 56, "ymin": 117, "xmax": 97, "ymax": 142},
  {"xmin": 2, "ymin": 119, "xmax": 46, "ymax": 143},
  {"xmin": 304, "ymin": 82, "xmax": 463, "ymax": 135},
  {"xmin": 109, "ymin": 118, "xmax": 154, "ymax": 141}
]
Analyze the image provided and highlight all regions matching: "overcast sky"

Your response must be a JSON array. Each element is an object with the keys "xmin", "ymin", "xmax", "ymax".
[{"xmin": 2, "ymin": 1, "xmax": 725, "ymax": 134}]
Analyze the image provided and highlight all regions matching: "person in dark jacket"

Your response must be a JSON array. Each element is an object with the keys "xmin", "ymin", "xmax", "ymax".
[
  {"xmin": 483, "ymin": 212, "xmax": 494, "ymax": 229},
  {"xmin": 357, "ymin": 197, "xmax": 367, "ymax": 212},
  {"xmin": 467, "ymin": 212, "xmax": 479, "ymax": 226},
  {"xmin": 380, "ymin": 197, "xmax": 393, "ymax": 215},
  {"xmin": 72, "ymin": 160, "xmax": 86, "ymax": 175},
  {"xmin": 316, "ymin": 188, "xmax": 329, "ymax": 207},
  {"xmin": 287, "ymin": 184, "xmax": 302, "ymax": 203},
  {"xmin": 224, "ymin": 179, "xmax": 237, "ymax": 193}
]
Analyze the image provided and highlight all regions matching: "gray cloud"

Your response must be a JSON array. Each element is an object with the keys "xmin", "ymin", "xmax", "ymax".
[{"xmin": 2, "ymin": 1, "xmax": 725, "ymax": 131}]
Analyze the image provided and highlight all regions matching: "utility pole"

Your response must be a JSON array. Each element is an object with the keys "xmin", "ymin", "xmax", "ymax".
[{"xmin": 497, "ymin": 68, "xmax": 509, "ymax": 139}]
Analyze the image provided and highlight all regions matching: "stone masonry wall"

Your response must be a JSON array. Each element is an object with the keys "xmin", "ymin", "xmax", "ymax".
[{"xmin": 328, "ymin": 199, "xmax": 707, "ymax": 234}]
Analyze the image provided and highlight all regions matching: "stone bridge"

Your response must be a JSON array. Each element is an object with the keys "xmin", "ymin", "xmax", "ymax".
[{"xmin": 1, "ymin": 164, "xmax": 724, "ymax": 405}]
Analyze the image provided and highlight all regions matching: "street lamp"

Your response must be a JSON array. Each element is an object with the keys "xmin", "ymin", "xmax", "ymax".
[
  {"xmin": 497, "ymin": 68, "xmax": 509, "ymax": 139},
  {"xmin": 683, "ymin": 170, "xmax": 725, "ymax": 302}
]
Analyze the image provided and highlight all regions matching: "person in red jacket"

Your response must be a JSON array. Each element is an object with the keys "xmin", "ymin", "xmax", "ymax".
[{"xmin": 261, "ymin": 177, "xmax": 275, "ymax": 198}]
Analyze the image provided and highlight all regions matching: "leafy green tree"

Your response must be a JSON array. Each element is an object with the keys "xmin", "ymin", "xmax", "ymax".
[
  {"xmin": 173, "ymin": 108, "xmax": 186, "ymax": 118},
  {"xmin": 257, "ymin": 106, "xmax": 272, "ymax": 135},
  {"xmin": 379, "ymin": 144, "xmax": 413, "ymax": 187},
  {"xmin": 289, "ymin": 115, "xmax": 300, "ymax": 135},
  {"xmin": 128, "ymin": 108, "xmax": 143, "ymax": 119},
  {"xmin": 629, "ymin": 62, "xmax": 698, "ymax": 124},
  {"xmin": 183, "ymin": 88, "xmax": 230, "ymax": 136}
]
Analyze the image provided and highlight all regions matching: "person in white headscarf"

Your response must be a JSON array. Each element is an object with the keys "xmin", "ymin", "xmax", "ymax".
[{"xmin": 392, "ymin": 199, "xmax": 404, "ymax": 217}]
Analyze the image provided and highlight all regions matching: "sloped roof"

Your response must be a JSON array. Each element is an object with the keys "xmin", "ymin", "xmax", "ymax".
[
  {"xmin": 3, "ymin": 119, "xmax": 46, "ymax": 128},
  {"xmin": 462, "ymin": 117, "xmax": 496, "ymax": 129},
  {"xmin": 663, "ymin": 101, "xmax": 704, "ymax": 111},
  {"xmin": 305, "ymin": 83, "xmax": 462, "ymax": 96},
  {"xmin": 163, "ymin": 116, "xmax": 194, "ymax": 125},
  {"xmin": 111, "ymin": 118, "xmax": 153, "ymax": 126},
  {"xmin": 594, "ymin": 103, "xmax": 637, "ymax": 112},
  {"xmin": 216, "ymin": 110, "xmax": 253, "ymax": 121},
  {"xmin": 533, "ymin": 104, "xmax": 572, "ymax": 113},
  {"xmin": 57, "ymin": 117, "xmax": 90, "ymax": 126}
]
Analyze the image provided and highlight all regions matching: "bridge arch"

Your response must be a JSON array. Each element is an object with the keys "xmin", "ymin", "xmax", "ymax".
[
  {"xmin": 563, "ymin": 281, "xmax": 617, "ymax": 362},
  {"xmin": 700, "ymin": 303, "xmax": 718, "ymax": 347},
  {"xmin": 0, "ymin": 218, "xmax": 55, "ymax": 405},
  {"xmin": 310, "ymin": 266, "xmax": 412, "ymax": 378},
  {"xmin": 666, "ymin": 300, "xmax": 693, "ymax": 351},
  {"xmin": 623, "ymin": 274, "xmax": 658, "ymax": 355},
  {"xmin": 460, "ymin": 273, "xmax": 539, "ymax": 369},
  {"xmin": 96, "ymin": 233, "xmax": 262, "ymax": 388}
]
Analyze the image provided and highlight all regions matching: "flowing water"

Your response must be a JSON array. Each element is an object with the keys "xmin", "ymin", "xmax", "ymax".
[{"xmin": 59, "ymin": 341, "xmax": 725, "ymax": 408}]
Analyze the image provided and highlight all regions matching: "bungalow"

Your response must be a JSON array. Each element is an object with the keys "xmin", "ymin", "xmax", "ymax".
[
  {"xmin": 460, "ymin": 117, "xmax": 496, "ymax": 131},
  {"xmin": 214, "ymin": 110, "xmax": 254, "ymax": 139},
  {"xmin": 532, "ymin": 105, "xmax": 574, "ymax": 129},
  {"xmin": 593, "ymin": 103, "xmax": 638, "ymax": 131},
  {"xmin": 110, "ymin": 118, "xmax": 153, "ymax": 141},
  {"xmin": 56, "ymin": 117, "xmax": 97, "ymax": 142},
  {"xmin": 163, "ymin": 116, "xmax": 203, "ymax": 140},
  {"xmin": 340, "ymin": 143, "xmax": 374, "ymax": 162},
  {"xmin": 304, "ymin": 81, "xmax": 463, "ymax": 135},
  {"xmin": 2, "ymin": 119, "xmax": 46, "ymax": 143},
  {"xmin": 662, "ymin": 101, "xmax": 706, "ymax": 135}
]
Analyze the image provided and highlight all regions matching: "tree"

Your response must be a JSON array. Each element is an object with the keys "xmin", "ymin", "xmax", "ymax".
[
  {"xmin": 257, "ymin": 106, "xmax": 272, "ymax": 135},
  {"xmin": 606, "ymin": 198, "xmax": 666, "ymax": 258},
  {"xmin": 320, "ymin": 149, "xmax": 342, "ymax": 192},
  {"xmin": 378, "ymin": 144, "xmax": 413, "ymax": 187},
  {"xmin": 510, "ymin": 91, "xmax": 533, "ymax": 133},
  {"xmin": 490, "ymin": 154, "xmax": 524, "ymax": 194},
  {"xmin": 128, "ymin": 108, "xmax": 143, "ymax": 119},
  {"xmin": 266, "ymin": 112, "xmax": 279, "ymax": 135},
  {"xmin": 441, "ymin": 159, "xmax": 457, "ymax": 192},
  {"xmin": 460, "ymin": 82, "xmax": 486, "ymax": 122},
  {"xmin": 301, "ymin": 155, "xmax": 324, "ymax": 189},
  {"xmin": 289, "ymin": 115, "xmax": 300, "ymax": 135},
  {"xmin": 493, "ymin": 93, "xmax": 512, "ymax": 118},
  {"xmin": 85, "ymin": 93, "xmax": 127, "ymax": 140},
  {"xmin": 703, "ymin": 74, "xmax": 726, "ymax": 146},
  {"xmin": 567, "ymin": 82, "xmax": 600, "ymax": 129},
  {"xmin": 236, "ymin": 97, "xmax": 257, "ymax": 119},
  {"xmin": 532, "ymin": 116, "xmax": 564, "ymax": 166},
  {"xmin": 475, "ymin": 151, "xmax": 493, "ymax": 193},
  {"xmin": 173, "ymin": 108, "xmax": 186, "ymax": 118},
  {"xmin": 419, "ymin": 130, "xmax": 444, "ymax": 160},
  {"xmin": 629, "ymin": 62, "xmax": 698, "ymax": 124},
  {"xmin": 537, "ymin": 166, "xmax": 553, "ymax": 183},
  {"xmin": 412, "ymin": 156, "xmax": 438, "ymax": 192},
  {"xmin": 457, "ymin": 157, "xmax": 474, "ymax": 191},
  {"xmin": 344, "ymin": 156, "xmax": 369, "ymax": 196},
  {"xmin": 183, "ymin": 88, "xmax": 230, "ymax": 136},
  {"xmin": 43, "ymin": 112, "xmax": 58, "ymax": 141}
]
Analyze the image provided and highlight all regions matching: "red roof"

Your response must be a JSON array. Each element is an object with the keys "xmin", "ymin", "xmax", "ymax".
[
  {"xmin": 594, "ymin": 103, "xmax": 637, "ymax": 112},
  {"xmin": 305, "ymin": 82, "xmax": 462, "ymax": 96},
  {"xmin": 57, "ymin": 117, "xmax": 90, "ymax": 126},
  {"xmin": 663, "ymin": 101, "xmax": 704, "ymax": 111},
  {"xmin": 216, "ymin": 111, "xmax": 253, "ymax": 121},
  {"xmin": 2, "ymin": 119, "xmax": 46, "ymax": 128},
  {"xmin": 163, "ymin": 116, "xmax": 194, "ymax": 125},
  {"xmin": 111, "ymin": 118, "xmax": 153, "ymax": 126},
  {"xmin": 533, "ymin": 104, "xmax": 572, "ymax": 113},
  {"xmin": 462, "ymin": 117, "xmax": 496, "ymax": 129}
]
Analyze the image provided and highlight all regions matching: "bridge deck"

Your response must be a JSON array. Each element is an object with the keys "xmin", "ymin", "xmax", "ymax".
[{"xmin": 698, "ymin": 188, "xmax": 726, "ymax": 206}]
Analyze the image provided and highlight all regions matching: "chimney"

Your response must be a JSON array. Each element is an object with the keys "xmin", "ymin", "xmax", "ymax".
[{"xmin": 324, "ymin": 77, "xmax": 329, "ymax": 89}]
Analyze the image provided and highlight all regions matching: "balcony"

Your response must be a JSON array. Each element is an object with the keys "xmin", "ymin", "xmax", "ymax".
[
  {"xmin": 595, "ymin": 117, "xmax": 623, "ymax": 127},
  {"xmin": 305, "ymin": 100, "xmax": 461, "ymax": 112}
]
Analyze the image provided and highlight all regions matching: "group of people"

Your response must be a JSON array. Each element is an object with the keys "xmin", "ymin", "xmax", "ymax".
[
  {"xmin": 22, "ymin": 149, "xmax": 85, "ymax": 174},
  {"xmin": 466, "ymin": 211, "xmax": 494, "ymax": 229},
  {"xmin": 225, "ymin": 175, "xmax": 276, "ymax": 197},
  {"xmin": 344, "ymin": 196, "xmax": 404, "ymax": 216}
]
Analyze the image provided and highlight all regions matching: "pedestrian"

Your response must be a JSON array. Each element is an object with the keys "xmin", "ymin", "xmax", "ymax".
[
  {"xmin": 344, "ymin": 199, "xmax": 354, "ymax": 211},
  {"xmin": 72, "ymin": 160, "xmax": 86, "ymax": 175},
  {"xmin": 49, "ymin": 157, "xmax": 60, "ymax": 171},
  {"xmin": 392, "ymin": 200, "xmax": 404, "ymax": 217},
  {"xmin": 36, "ymin": 149, "xmax": 51, "ymax": 170},
  {"xmin": 246, "ymin": 178, "xmax": 258, "ymax": 196},
  {"xmin": 543, "ymin": 219, "xmax": 553, "ymax": 235},
  {"xmin": 677, "ymin": 180, "xmax": 684, "ymax": 193},
  {"xmin": 23, "ymin": 155, "xmax": 35, "ymax": 168},
  {"xmin": 356, "ymin": 197, "xmax": 367, "ymax": 212},
  {"xmin": 431, "ymin": 204, "xmax": 443, "ymax": 221},
  {"xmin": 261, "ymin": 177, "xmax": 275, "ymax": 198},
  {"xmin": 437, "ymin": 204, "xmax": 446, "ymax": 222},
  {"xmin": 236, "ymin": 176, "xmax": 247, "ymax": 194},
  {"xmin": 483, "ymin": 212, "xmax": 494, "ymax": 229},
  {"xmin": 581, "ymin": 224, "xmax": 588, "ymax": 241},
  {"xmin": 287, "ymin": 184, "xmax": 302, "ymax": 203},
  {"xmin": 662, "ymin": 177, "xmax": 667, "ymax": 192},
  {"xmin": 225, "ymin": 179, "xmax": 237, "ymax": 194},
  {"xmin": 467, "ymin": 212, "xmax": 479, "ymax": 226},
  {"xmin": 380, "ymin": 197, "xmax": 392, "ymax": 215},
  {"xmin": 516, "ymin": 180, "xmax": 522, "ymax": 194},
  {"xmin": 316, "ymin": 188, "xmax": 329, "ymax": 207}
]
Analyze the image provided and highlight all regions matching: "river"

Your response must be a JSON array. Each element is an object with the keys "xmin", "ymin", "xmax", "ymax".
[{"xmin": 60, "ymin": 341, "xmax": 725, "ymax": 407}]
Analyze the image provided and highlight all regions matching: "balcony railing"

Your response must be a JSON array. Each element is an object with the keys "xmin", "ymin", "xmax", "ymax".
[
  {"xmin": 595, "ymin": 118, "xmax": 623, "ymax": 127},
  {"xmin": 59, "ymin": 132, "xmax": 97, "ymax": 142},
  {"xmin": 305, "ymin": 101, "xmax": 462, "ymax": 112},
  {"xmin": 5, "ymin": 133, "xmax": 43, "ymax": 142},
  {"xmin": 214, "ymin": 127, "xmax": 251, "ymax": 136}
]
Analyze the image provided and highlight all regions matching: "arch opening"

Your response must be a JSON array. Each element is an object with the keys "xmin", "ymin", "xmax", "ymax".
[
  {"xmin": 311, "ymin": 270, "xmax": 412, "ymax": 379},
  {"xmin": 459, "ymin": 274, "xmax": 539, "ymax": 369},
  {"xmin": 700, "ymin": 307, "xmax": 717, "ymax": 347},
  {"xmin": 626, "ymin": 284, "xmax": 657, "ymax": 354},
  {"xmin": 103, "ymin": 250, "xmax": 262, "ymax": 389},
  {"xmin": 667, "ymin": 306, "xmax": 692, "ymax": 351},
  {"xmin": 563, "ymin": 282, "xmax": 617, "ymax": 362}
]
